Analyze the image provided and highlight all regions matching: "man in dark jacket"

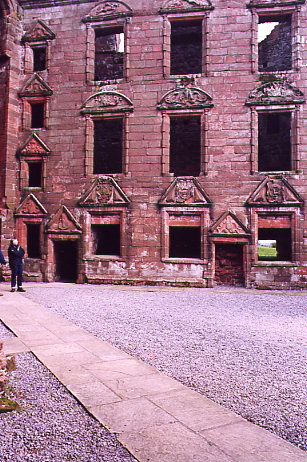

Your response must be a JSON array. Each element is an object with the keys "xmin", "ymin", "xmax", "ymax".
[
  {"xmin": 8, "ymin": 239, "xmax": 26, "ymax": 292},
  {"xmin": 0, "ymin": 250, "xmax": 6, "ymax": 296}
]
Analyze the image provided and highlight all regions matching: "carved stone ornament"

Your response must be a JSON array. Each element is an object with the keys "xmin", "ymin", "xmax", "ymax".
[
  {"xmin": 158, "ymin": 86, "xmax": 213, "ymax": 110},
  {"xmin": 160, "ymin": 0, "xmax": 213, "ymax": 13},
  {"xmin": 22, "ymin": 19, "xmax": 55, "ymax": 42},
  {"xmin": 246, "ymin": 176, "xmax": 304, "ymax": 207},
  {"xmin": 83, "ymin": 1, "xmax": 133, "ymax": 22},
  {"xmin": 248, "ymin": 0, "xmax": 305, "ymax": 8},
  {"xmin": 246, "ymin": 81, "xmax": 305, "ymax": 106},
  {"xmin": 15, "ymin": 194, "xmax": 48, "ymax": 217},
  {"xmin": 19, "ymin": 133, "xmax": 50, "ymax": 157},
  {"xmin": 46, "ymin": 206, "xmax": 82, "ymax": 234},
  {"xmin": 19, "ymin": 73, "xmax": 53, "ymax": 97},
  {"xmin": 81, "ymin": 91, "xmax": 133, "ymax": 115},
  {"xmin": 210, "ymin": 211, "xmax": 250, "ymax": 236},
  {"xmin": 79, "ymin": 177, "xmax": 130, "ymax": 207},
  {"xmin": 159, "ymin": 177, "xmax": 211, "ymax": 207}
]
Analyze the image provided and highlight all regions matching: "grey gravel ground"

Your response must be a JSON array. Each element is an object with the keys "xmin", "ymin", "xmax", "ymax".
[
  {"xmin": 0, "ymin": 344, "xmax": 137, "ymax": 462},
  {"xmin": 22, "ymin": 284, "xmax": 307, "ymax": 452}
]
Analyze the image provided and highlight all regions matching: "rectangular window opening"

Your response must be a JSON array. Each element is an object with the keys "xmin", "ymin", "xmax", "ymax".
[
  {"xmin": 258, "ymin": 228, "xmax": 291, "ymax": 261},
  {"xmin": 30, "ymin": 102, "xmax": 45, "ymax": 129},
  {"xmin": 91, "ymin": 224, "xmax": 120, "ymax": 256},
  {"xmin": 258, "ymin": 112, "xmax": 291, "ymax": 172},
  {"xmin": 95, "ymin": 27, "xmax": 124, "ymax": 81},
  {"xmin": 27, "ymin": 223, "xmax": 41, "ymax": 259},
  {"xmin": 33, "ymin": 47, "xmax": 47, "ymax": 72},
  {"xmin": 169, "ymin": 226, "xmax": 201, "ymax": 259},
  {"xmin": 94, "ymin": 118, "xmax": 123, "ymax": 174},
  {"xmin": 28, "ymin": 161, "xmax": 42, "ymax": 187},
  {"xmin": 170, "ymin": 19, "xmax": 202, "ymax": 75},
  {"xmin": 258, "ymin": 15, "xmax": 292, "ymax": 72},
  {"xmin": 170, "ymin": 115, "xmax": 201, "ymax": 176}
]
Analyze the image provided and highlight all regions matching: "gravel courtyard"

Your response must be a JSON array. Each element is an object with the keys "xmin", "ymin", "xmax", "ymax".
[{"xmin": 19, "ymin": 284, "xmax": 307, "ymax": 452}]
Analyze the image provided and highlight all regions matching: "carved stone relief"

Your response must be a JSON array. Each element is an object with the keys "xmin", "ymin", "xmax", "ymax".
[
  {"xmin": 15, "ymin": 194, "xmax": 48, "ymax": 217},
  {"xmin": 84, "ymin": 1, "xmax": 132, "ymax": 21},
  {"xmin": 158, "ymin": 86, "xmax": 213, "ymax": 110},
  {"xmin": 246, "ymin": 81, "xmax": 305, "ymax": 106},
  {"xmin": 159, "ymin": 177, "xmax": 211, "ymax": 206},
  {"xmin": 47, "ymin": 206, "xmax": 82, "ymax": 234},
  {"xmin": 160, "ymin": 0, "xmax": 213, "ymax": 12},
  {"xmin": 79, "ymin": 177, "xmax": 130, "ymax": 207},
  {"xmin": 19, "ymin": 73, "xmax": 53, "ymax": 97},
  {"xmin": 210, "ymin": 211, "xmax": 250, "ymax": 236},
  {"xmin": 23, "ymin": 19, "xmax": 55, "ymax": 42},
  {"xmin": 246, "ymin": 176, "xmax": 304, "ymax": 206},
  {"xmin": 81, "ymin": 91, "xmax": 133, "ymax": 114},
  {"xmin": 19, "ymin": 133, "xmax": 50, "ymax": 156}
]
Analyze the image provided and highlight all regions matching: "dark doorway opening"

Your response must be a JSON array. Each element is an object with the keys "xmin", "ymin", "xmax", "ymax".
[
  {"xmin": 214, "ymin": 244, "xmax": 244, "ymax": 287},
  {"xmin": 54, "ymin": 240, "xmax": 78, "ymax": 283}
]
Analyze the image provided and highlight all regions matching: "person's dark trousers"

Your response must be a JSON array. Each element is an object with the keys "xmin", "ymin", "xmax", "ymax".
[{"xmin": 11, "ymin": 263, "xmax": 23, "ymax": 289}]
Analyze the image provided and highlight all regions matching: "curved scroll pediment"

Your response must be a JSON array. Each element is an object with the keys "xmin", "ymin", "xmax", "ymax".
[
  {"xmin": 81, "ymin": 91, "xmax": 133, "ymax": 115},
  {"xmin": 160, "ymin": 0, "xmax": 213, "ymax": 13},
  {"xmin": 83, "ymin": 1, "xmax": 133, "ymax": 22},
  {"xmin": 158, "ymin": 86, "xmax": 213, "ymax": 110},
  {"xmin": 246, "ymin": 81, "xmax": 305, "ymax": 106},
  {"xmin": 248, "ymin": 0, "xmax": 305, "ymax": 8}
]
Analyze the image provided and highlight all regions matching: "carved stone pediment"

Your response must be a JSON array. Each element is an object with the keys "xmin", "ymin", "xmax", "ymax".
[
  {"xmin": 246, "ymin": 81, "xmax": 305, "ymax": 106},
  {"xmin": 15, "ymin": 194, "xmax": 48, "ymax": 217},
  {"xmin": 160, "ymin": 0, "xmax": 213, "ymax": 13},
  {"xmin": 23, "ymin": 19, "xmax": 55, "ymax": 42},
  {"xmin": 19, "ymin": 133, "xmax": 50, "ymax": 157},
  {"xmin": 81, "ymin": 91, "xmax": 133, "ymax": 115},
  {"xmin": 79, "ymin": 177, "xmax": 130, "ymax": 207},
  {"xmin": 210, "ymin": 211, "xmax": 250, "ymax": 236},
  {"xmin": 158, "ymin": 86, "xmax": 213, "ymax": 110},
  {"xmin": 248, "ymin": 0, "xmax": 305, "ymax": 8},
  {"xmin": 19, "ymin": 73, "xmax": 53, "ymax": 97},
  {"xmin": 159, "ymin": 177, "xmax": 211, "ymax": 207},
  {"xmin": 46, "ymin": 206, "xmax": 82, "ymax": 234},
  {"xmin": 246, "ymin": 176, "xmax": 304, "ymax": 207},
  {"xmin": 83, "ymin": 1, "xmax": 133, "ymax": 22}
]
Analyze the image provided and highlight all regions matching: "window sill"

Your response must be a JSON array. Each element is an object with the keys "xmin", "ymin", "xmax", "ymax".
[
  {"xmin": 162, "ymin": 257, "xmax": 206, "ymax": 264},
  {"xmin": 85, "ymin": 255, "xmax": 125, "ymax": 262},
  {"xmin": 88, "ymin": 78, "xmax": 125, "ymax": 86},
  {"xmin": 253, "ymin": 261, "xmax": 296, "ymax": 267}
]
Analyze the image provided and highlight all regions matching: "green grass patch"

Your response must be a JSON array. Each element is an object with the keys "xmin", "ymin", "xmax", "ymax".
[{"xmin": 258, "ymin": 246, "xmax": 277, "ymax": 258}]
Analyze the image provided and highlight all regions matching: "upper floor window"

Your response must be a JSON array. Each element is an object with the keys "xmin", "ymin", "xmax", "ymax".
[
  {"xmin": 93, "ymin": 117, "xmax": 123, "ymax": 174},
  {"xmin": 170, "ymin": 19, "xmax": 202, "ymax": 76},
  {"xmin": 95, "ymin": 27, "xmax": 124, "ymax": 81},
  {"xmin": 258, "ymin": 15, "xmax": 292, "ymax": 72},
  {"xmin": 33, "ymin": 46, "xmax": 47, "ymax": 72},
  {"xmin": 170, "ymin": 115, "xmax": 201, "ymax": 176}
]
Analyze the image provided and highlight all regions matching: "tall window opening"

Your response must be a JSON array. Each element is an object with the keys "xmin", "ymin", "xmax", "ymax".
[
  {"xmin": 258, "ymin": 15, "xmax": 292, "ymax": 72},
  {"xmin": 33, "ymin": 47, "xmax": 47, "ymax": 72},
  {"xmin": 170, "ymin": 19, "xmax": 202, "ymax": 75},
  {"xmin": 258, "ymin": 112, "xmax": 291, "ymax": 171},
  {"xmin": 91, "ymin": 224, "xmax": 120, "ymax": 256},
  {"xmin": 95, "ymin": 27, "xmax": 124, "ymax": 81},
  {"xmin": 93, "ymin": 118, "xmax": 123, "ymax": 174},
  {"xmin": 30, "ymin": 102, "xmax": 45, "ymax": 129},
  {"xmin": 258, "ymin": 215, "xmax": 292, "ymax": 261},
  {"xmin": 170, "ymin": 115, "xmax": 201, "ymax": 176},
  {"xmin": 28, "ymin": 161, "xmax": 42, "ymax": 187},
  {"xmin": 169, "ymin": 226, "xmax": 201, "ymax": 259},
  {"xmin": 27, "ymin": 223, "xmax": 41, "ymax": 258}
]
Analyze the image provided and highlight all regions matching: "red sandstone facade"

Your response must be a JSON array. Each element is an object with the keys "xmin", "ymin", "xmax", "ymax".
[{"xmin": 0, "ymin": 0, "xmax": 306, "ymax": 289}]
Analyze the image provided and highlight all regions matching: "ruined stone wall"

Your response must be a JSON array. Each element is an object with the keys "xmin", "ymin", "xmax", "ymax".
[{"xmin": 1, "ymin": 0, "xmax": 306, "ymax": 288}]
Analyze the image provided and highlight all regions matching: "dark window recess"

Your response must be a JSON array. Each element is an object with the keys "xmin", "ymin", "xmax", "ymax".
[
  {"xmin": 91, "ymin": 224, "xmax": 120, "ymax": 256},
  {"xmin": 169, "ymin": 226, "xmax": 201, "ymax": 259},
  {"xmin": 170, "ymin": 20, "xmax": 202, "ymax": 75},
  {"xmin": 30, "ymin": 102, "xmax": 45, "ymax": 128},
  {"xmin": 94, "ymin": 118, "xmax": 123, "ymax": 174},
  {"xmin": 170, "ymin": 115, "xmax": 201, "ymax": 176},
  {"xmin": 258, "ymin": 15, "xmax": 292, "ymax": 72},
  {"xmin": 258, "ymin": 112, "xmax": 291, "ymax": 171},
  {"xmin": 258, "ymin": 228, "xmax": 292, "ymax": 261},
  {"xmin": 95, "ymin": 28, "xmax": 124, "ymax": 81},
  {"xmin": 27, "ymin": 223, "xmax": 41, "ymax": 258},
  {"xmin": 33, "ymin": 47, "xmax": 46, "ymax": 72},
  {"xmin": 28, "ymin": 162, "xmax": 42, "ymax": 187}
]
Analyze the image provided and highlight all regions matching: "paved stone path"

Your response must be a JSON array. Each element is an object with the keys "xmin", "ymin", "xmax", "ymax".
[{"xmin": 0, "ymin": 286, "xmax": 306, "ymax": 462}]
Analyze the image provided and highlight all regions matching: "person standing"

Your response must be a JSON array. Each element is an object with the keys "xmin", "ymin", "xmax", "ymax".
[
  {"xmin": 0, "ymin": 249, "xmax": 7, "ymax": 296},
  {"xmin": 8, "ymin": 239, "xmax": 26, "ymax": 293}
]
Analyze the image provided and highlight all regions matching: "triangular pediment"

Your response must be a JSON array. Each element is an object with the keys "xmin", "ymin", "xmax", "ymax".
[
  {"xmin": 19, "ymin": 133, "xmax": 50, "ymax": 156},
  {"xmin": 210, "ymin": 211, "xmax": 250, "ymax": 236},
  {"xmin": 158, "ymin": 86, "xmax": 213, "ymax": 110},
  {"xmin": 159, "ymin": 177, "xmax": 211, "ymax": 207},
  {"xmin": 23, "ymin": 19, "xmax": 55, "ymax": 42},
  {"xmin": 19, "ymin": 73, "xmax": 53, "ymax": 97},
  {"xmin": 246, "ymin": 176, "xmax": 304, "ymax": 207},
  {"xmin": 81, "ymin": 91, "xmax": 133, "ymax": 115},
  {"xmin": 246, "ymin": 80, "xmax": 305, "ymax": 106},
  {"xmin": 83, "ymin": 1, "xmax": 133, "ymax": 22},
  {"xmin": 15, "ymin": 194, "xmax": 48, "ymax": 217},
  {"xmin": 160, "ymin": 0, "xmax": 213, "ymax": 14},
  {"xmin": 79, "ymin": 177, "xmax": 130, "ymax": 207},
  {"xmin": 46, "ymin": 206, "xmax": 82, "ymax": 234}
]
